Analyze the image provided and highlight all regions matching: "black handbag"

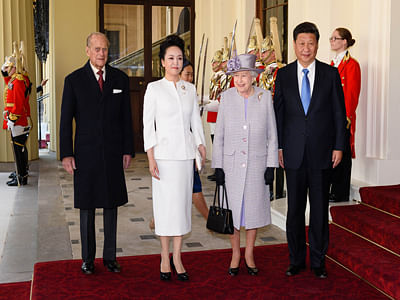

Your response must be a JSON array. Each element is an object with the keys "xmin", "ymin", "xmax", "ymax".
[{"xmin": 206, "ymin": 184, "xmax": 234, "ymax": 234}]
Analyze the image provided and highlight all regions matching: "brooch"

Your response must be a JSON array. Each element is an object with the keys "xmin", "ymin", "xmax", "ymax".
[
  {"xmin": 257, "ymin": 92, "xmax": 263, "ymax": 101},
  {"xmin": 8, "ymin": 83, "xmax": 13, "ymax": 90},
  {"xmin": 181, "ymin": 85, "xmax": 186, "ymax": 90}
]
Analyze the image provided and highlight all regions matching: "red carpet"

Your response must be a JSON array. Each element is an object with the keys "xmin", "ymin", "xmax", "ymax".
[
  {"xmin": 31, "ymin": 244, "xmax": 386, "ymax": 299},
  {"xmin": 328, "ymin": 184, "xmax": 400, "ymax": 299},
  {"xmin": 0, "ymin": 281, "xmax": 31, "ymax": 300},
  {"xmin": 328, "ymin": 224, "xmax": 400, "ymax": 299},
  {"xmin": 359, "ymin": 184, "xmax": 400, "ymax": 216},
  {"xmin": 330, "ymin": 204, "xmax": 400, "ymax": 254}
]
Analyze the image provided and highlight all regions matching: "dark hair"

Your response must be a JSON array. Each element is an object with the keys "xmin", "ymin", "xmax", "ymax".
[
  {"xmin": 293, "ymin": 22, "xmax": 320, "ymax": 42},
  {"xmin": 335, "ymin": 27, "xmax": 356, "ymax": 48},
  {"xmin": 181, "ymin": 59, "xmax": 193, "ymax": 74},
  {"xmin": 158, "ymin": 34, "xmax": 185, "ymax": 61}
]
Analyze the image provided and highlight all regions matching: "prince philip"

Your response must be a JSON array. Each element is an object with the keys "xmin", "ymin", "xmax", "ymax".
[{"xmin": 60, "ymin": 32, "xmax": 134, "ymax": 274}]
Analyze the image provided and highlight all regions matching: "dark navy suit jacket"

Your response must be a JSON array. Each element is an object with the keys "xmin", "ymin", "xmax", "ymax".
[{"xmin": 274, "ymin": 59, "xmax": 346, "ymax": 170}]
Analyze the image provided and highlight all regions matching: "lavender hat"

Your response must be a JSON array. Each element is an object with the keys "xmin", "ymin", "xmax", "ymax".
[{"xmin": 226, "ymin": 53, "xmax": 263, "ymax": 75}]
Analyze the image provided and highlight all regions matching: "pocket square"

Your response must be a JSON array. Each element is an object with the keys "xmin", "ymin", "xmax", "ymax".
[{"xmin": 113, "ymin": 89, "xmax": 122, "ymax": 94}]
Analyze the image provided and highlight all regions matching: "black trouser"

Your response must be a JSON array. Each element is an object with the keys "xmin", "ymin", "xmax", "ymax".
[
  {"xmin": 12, "ymin": 133, "xmax": 29, "ymax": 179},
  {"xmin": 285, "ymin": 155, "xmax": 331, "ymax": 269},
  {"xmin": 80, "ymin": 208, "xmax": 118, "ymax": 262},
  {"xmin": 275, "ymin": 167, "xmax": 284, "ymax": 197},
  {"xmin": 330, "ymin": 128, "xmax": 352, "ymax": 201}
]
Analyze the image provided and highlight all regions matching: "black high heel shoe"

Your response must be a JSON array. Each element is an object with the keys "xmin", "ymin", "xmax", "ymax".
[
  {"xmin": 170, "ymin": 256, "xmax": 189, "ymax": 281},
  {"xmin": 228, "ymin": 266, "xmax": 240, "ymax": 276},
  {"xmin": 160, "ymin": 258, "xmax": 171, "ymax": 281},
  {"xmin": 245, "ymin": 262, "xmax": 258, "ymax": 276}
]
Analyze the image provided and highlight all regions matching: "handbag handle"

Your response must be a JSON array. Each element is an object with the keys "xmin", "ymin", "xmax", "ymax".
[{"xmin": 213, "ymin": 184, "xmax": 230, "ymax": 210}]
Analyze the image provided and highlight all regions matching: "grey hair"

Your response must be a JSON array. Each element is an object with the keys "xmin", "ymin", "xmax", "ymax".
[
  {"xmin": 86, "ymin": 32, "xmax": 110, "ymax": 48},
  {"xmin": 250, "ymin": 71, "xmax": 259, "ymax": 78}
]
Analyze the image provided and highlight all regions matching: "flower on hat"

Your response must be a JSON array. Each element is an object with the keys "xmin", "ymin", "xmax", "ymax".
[{"xmin": 227, "ymin": 56, "xmax": 241, "ymax": 73}]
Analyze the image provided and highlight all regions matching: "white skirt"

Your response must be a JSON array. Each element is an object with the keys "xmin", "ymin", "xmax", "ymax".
[{"xmin": 152, "ymin": 159, "xmax": 193, "ymax": 236}]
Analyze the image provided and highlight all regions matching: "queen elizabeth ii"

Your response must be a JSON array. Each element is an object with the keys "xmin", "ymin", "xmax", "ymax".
[{"xmin": 211, "ymin": 53, "xmax": 279, "ymax": 276}]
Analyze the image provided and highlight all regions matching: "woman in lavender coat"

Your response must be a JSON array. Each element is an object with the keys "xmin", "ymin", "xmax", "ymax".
[{"xmin": 212, "ymin": 53, "xmax": 279, "ymax": 276}]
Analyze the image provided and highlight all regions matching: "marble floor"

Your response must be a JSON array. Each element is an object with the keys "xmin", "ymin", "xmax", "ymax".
[{"xmin": 0, "ymin": 150, "xmax": 287, "ymax": 283}]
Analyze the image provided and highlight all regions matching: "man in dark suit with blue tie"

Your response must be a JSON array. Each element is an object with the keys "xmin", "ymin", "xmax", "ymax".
[
  {"xmin": 60, "ymin": 32, "xmax": 134, "ymax": 274},
  {"xmin": 274, "ymin": 22, "xmax": 346, "ymax": 278}
]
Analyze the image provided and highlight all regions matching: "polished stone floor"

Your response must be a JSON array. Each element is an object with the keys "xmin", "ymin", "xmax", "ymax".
[{"xmin": 0, "ymin": 150, "xmax": 287, "ymax": 283}]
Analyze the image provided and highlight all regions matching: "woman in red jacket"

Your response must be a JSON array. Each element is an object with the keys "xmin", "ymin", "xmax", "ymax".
[{"xmin": 329, "ymin": 27, "xmax": 361, "ymax": 202}]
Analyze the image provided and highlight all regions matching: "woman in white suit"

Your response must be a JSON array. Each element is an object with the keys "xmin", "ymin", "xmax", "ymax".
[
  {"xmin": 143, "ymin": 35, "xmax": 206, "ymax": 281},
  {"xmin": 212, "ymin": 53, "xmax": 279, "ymax": 276}
]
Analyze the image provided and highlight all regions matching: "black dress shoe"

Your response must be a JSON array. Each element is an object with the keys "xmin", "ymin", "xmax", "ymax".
[
  {"xmin": 312, "ymin": 266, "xmax": 327, "ymax": 279},
  {"xmin": 170, "ymin": 257, "xmax": 189, "ymax": 281},
  {"xmin": 285, "ymin": 264, "xmax": 306, "ymax": 276},
  {"xmin": 8, "ymin": 171, "xmax": 16, "ymax": 179},
  {"xmin": 228, "ymin": 266, "xmax": 240, "ymax": 276},
  {"xmin": 81, "ymin": 261, "xmax": 94, "ymax": 274},
  {"xmin": 103, "ymin": 260, "xmax": 121, "ymax": 272},
  {"xmin": 6, "ymin": 176, "xmax": 27, "ymax": 186},
  {"xmin": 245, "ymin": 262, "xmax": 258, "ymax": 276}
]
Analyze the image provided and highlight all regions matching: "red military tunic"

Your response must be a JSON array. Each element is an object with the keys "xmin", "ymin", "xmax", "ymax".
[
  {"xmin": 331, "ymin": 51, "xmax": 361, "ymax": 158},
  {"xmin": 3, "ymin": 73, "xmax": 30, "ymax": 129}
]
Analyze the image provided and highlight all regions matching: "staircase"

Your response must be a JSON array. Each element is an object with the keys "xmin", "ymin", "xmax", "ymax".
[{"xmin": 329, "ymin": 184, "xmax": 400, "ymax": 299}]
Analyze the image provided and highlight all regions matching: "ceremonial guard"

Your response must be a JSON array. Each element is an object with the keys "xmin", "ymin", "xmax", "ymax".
[
  {"xmin": 2, "ymin": 42, "xmax": 32, "ymax": 186},
  {"xmin": 258, "ymin": 18, "xmax": 286, "ymax": 200}
]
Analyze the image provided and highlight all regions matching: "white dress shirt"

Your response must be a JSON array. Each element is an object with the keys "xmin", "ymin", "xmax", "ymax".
[
  {"xmin": 332, "ymin": 50, "xmax": 347, "ymax": 67},
  {"xmin": 297, "ymin": 60, "xmax": 316, "ymax": 97},
  {"xmin": 89, "ymin": 62, "xmax": 106, "ymax": 81}
]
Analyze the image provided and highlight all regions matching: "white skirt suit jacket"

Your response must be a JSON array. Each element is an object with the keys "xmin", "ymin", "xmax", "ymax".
[
  {"xmin": 143, "ymin": 78, "xmax": 205, "ymax": 236},
  {"xmin": 212, "ymin": 87, "xmax": 279, "ymax": 230}
]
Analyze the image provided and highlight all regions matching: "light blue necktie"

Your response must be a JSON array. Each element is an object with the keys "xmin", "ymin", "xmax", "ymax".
[{"xmin": 301, "ymin": 68, "xmax": 310, "ymax": 114}]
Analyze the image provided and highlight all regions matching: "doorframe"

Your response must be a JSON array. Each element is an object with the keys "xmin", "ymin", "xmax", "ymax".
[{"xmin": 99, "ymin": 0, "xmax": 195, "ymax": 85}]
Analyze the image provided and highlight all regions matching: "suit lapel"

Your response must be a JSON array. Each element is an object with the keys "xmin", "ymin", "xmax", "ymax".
[
  {"xmin": 308, "ymin": 60, "xmax": 323, "ymax": 114},
  {"xmin": 289, "ymin": 61, "xmax": 305, "ymax": 115},
  {"xmin": 84, "ymin": 61, "xmax": 103, "ymax": 100}
]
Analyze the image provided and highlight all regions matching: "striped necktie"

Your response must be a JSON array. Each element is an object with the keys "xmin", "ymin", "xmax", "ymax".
[{"xmin": 97, "ymin": 70, "xmax": 104, "ymax": 92}]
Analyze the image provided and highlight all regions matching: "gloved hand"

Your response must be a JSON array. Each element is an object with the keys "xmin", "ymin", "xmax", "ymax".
[
  {"xmin": 215, "ymin": 168, "xmax": 225, "ymax": 186},
  {"xmin": 264, "ymin": 167, "xmax": 274, "ymax": 186},
  {"xmin": 7, "ymin": 119, "xmax": 14, "ymax": 130}
]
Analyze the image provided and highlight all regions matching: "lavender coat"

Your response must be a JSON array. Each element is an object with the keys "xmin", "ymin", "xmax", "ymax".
[{"xmin": 212, "ymin": 86, "xmax": 279, "ymax": 230}]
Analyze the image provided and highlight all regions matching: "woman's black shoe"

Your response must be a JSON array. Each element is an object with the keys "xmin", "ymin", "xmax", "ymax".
[
  {"xmin": 228, "ymin": 266, "xmax": 240, "ymax": 276},
  {"xmin": 170, "ymin": 256, "xmax": 189, "ymax": 281},
  {"xmin": 160, "ymin": 271, "xmax": 171, "ymax": 281},
  {"xmin": 245, "ymin": 262, "xmax": 258, "ymax": 275}
]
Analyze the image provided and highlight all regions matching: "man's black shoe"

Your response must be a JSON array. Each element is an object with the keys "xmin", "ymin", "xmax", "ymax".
[
  {"xmin": 81, "ymin": 261, "xmax": 95, "ymax": 274},
  {"xmin": 329, "ymin": 193, "xmax": 348, "ymax": 203},
  {"xmin": 6, "ymin": 176, "xmax": 27, "ymax": 186},
  {"xmin": 285, "ymin": 264, "xmax": 306, "ymax": 276},
  {"xmin": 8, "ymin": 171, "xmax": 16, "ymax": 179},
  {"xmin": 312, "ymin": 266, "xmax": 327, "ymax": 278},
  {"xmin": 103, "ymin": 260, "xmax": 121, "ymax": 272}
]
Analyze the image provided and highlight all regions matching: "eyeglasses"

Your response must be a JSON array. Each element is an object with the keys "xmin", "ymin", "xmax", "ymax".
[{"xmin": 329, "ymin": 37, "xmax": 345, "ymax": 41}]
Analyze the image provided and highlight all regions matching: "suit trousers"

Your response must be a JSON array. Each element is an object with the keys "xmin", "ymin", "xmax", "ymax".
[
  {"xmin": 80, "ymin": 208, "xmax": 118, "ymax": 262},
  {"xmin": 330, "ymin": 128, "xmax": 352, "ymax": 201},
  {"xmin": 285, "ymin": 155, "xmax": 331, "ymax": 268}
]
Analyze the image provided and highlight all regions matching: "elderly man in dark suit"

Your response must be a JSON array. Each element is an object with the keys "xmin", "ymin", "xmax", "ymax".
[
  {"xmin": 60, "ymin": 32, "xmax": 134, "ymax": 274},
  {"xmin": 274, "ymin": 22, "xmax": 346, "ymax": 279}
]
